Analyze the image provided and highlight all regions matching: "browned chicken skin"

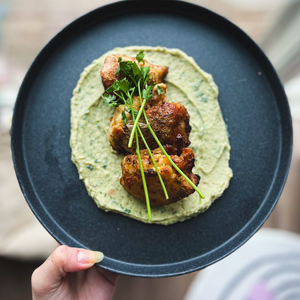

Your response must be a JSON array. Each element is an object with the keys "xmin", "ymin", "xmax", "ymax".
[
  {"xmin": 120, "ymin": 147, "xmax": 200, "ymax": 206},
  {"xmin": 109, "ymin": 84, "xmax": 191, "ymax": 154},
  {"xmin": 101, "ymin": 54, "xmax": 169, "ymax": 90}
]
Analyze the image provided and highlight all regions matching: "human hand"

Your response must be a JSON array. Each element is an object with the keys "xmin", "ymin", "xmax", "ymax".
[{"xmin": 32, "ymin": 245, "xmax": 118, "ymax": 300}]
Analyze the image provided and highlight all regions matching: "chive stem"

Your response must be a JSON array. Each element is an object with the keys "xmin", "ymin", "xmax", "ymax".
[
  {"xmin": 128, "ymin": 93, "xmax": 152, "ymax": 220},
  {"xmin": 128, "ymin": 97, "xmax": 147, "ymax": 148},
  {"xmin": 135, "ymin": 132, "xmax": 151, "ymax": 221},
  {"xmin": 147, "ymin": 121, "xmax": 205, "ymax": 199},
  {"xmin": 135, "ymin": 82, "xmax": 169, "ymax": 200},
  {"xmin": 137, "ymin": 126, "xmax": 169, "ymax": 200},
  {"xmin": 136, "ymin": 83, "xmax": 204, "ymax": 200}
]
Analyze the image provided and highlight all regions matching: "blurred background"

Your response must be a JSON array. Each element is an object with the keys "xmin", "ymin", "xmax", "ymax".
[{"xmin": 0, "ymin": 0, "xmax": 300, "ymax": 299}]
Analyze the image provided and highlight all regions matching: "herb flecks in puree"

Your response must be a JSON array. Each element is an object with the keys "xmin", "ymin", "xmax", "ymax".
[{"xmin": 70, "ymin": 47, "xmax": 232, "ymax": 225}]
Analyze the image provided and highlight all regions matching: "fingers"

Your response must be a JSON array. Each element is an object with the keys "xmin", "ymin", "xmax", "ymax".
[{"xmin": 32, "ymin": 245, "xmax": 103, "ymax": 294}]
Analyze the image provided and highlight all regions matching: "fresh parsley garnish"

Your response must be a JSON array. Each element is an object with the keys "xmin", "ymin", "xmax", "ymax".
[{"xmin": 102, "ymin": 51, "xmax": 154, "ymax": 126}]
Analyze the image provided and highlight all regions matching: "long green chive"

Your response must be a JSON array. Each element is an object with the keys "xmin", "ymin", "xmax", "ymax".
[
  {"xmin": 137, "ymin": 126, "xmax": 169, "ymax": 200},
  {"xmin": 129, "ymin": 86, "xmax": 169, "ymax": 200},
  {"xmin": 146, "ymin": 119, "xmax": 204, "ymax": 199},
  {"xmin": 129, "ymin": 95, "xmax": 152, "ymax": 220},
  {"xmin": 135, "ymin": 132, "xmax": 151, "ymax": 220},
  {"xmin": 128, "ymin": 96, "xmax": 147, "ymax": 148},
  {"xmin": 136, "ymin": 81, "xmax": 205, "ymax": 200}
]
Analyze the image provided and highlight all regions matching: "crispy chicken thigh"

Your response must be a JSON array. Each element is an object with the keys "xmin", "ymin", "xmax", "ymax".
[
  {"xmin": 101, "ymin": 54, "xmax": 169, "ymax": 89},
  {"xmin": 120, "ymin": 147, "xmax": 200, "ymax": 206},
  {"xmin": 109, "ymin": 84, "xmax": 191, "ymax": 154}
]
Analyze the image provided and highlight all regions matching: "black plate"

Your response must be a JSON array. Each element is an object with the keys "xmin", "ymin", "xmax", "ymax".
[{"xmin": 11, "ymin": 0, "xmax": 292, "ymax": 277}]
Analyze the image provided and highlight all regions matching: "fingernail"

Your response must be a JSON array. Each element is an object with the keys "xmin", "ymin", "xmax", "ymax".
[
  {"xmin": 77, "ymin": 250, "xmax": 104, "ymax": 264},
  {"xmin": 94, "ymin": 251, "xmax": 104, "ymax": 263}
]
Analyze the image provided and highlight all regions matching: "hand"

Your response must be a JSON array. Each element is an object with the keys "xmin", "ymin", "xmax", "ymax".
[{"xmin": 32, "ymin": 245, "xmax": 118, "ymax": 300}]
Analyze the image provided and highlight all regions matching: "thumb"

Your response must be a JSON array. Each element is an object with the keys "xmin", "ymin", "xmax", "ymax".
[{"xmin": 32, "ymin": 245, "xmax": 103, "ymax": 294}]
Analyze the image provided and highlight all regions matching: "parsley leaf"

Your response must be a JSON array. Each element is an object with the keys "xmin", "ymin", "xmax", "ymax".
[
  {"xmin": 136, "ymin": 50, "xmax": 145, "ymax": 64},
  {"xmin": 118, "ymin": 78, "xmax": 130, "ymax": 94},
  {"xmin": 118, "ymin": 60, "xmax": 133, "ymax": 77},
  {"xmin": 121, "ymin": 110, "xmax": 127, "ymax": 125},
  {"xmin": 141, "ymin": 66, "xmax": 150, "ymax": 82},
  {"xmin": 126, "ymin": 107, "xmax": 138, "ymax": 119},
  {"xmin": 142, "ymin": 85, "xmax": 154, "ymax": 101},
  {"xmin": 106, "ymin": 81, "xmax": 120, "ymax": 93},
  {"xmin": 132, "ymin": 62, "xmax": 142, "ymax": 78},
  {"xmin": 157, "ymin": 85, "xmax": 163, "ymax": 95},
  {"xmin": 103, "ymin": 93, "xmax": 119, "ymax": 107}
]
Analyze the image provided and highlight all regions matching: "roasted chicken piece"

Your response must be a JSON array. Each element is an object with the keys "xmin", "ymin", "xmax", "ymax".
[
  {"xmin": 101, "ymin": 54, "xmax": 169, "ymax": 89},
  {"xmin": 109, "ymin": 84, "xmax": 191, "ymax": 154},
  {"xmin": 120, "ymin": 147, "xmax": 200, "ymax": 206}
]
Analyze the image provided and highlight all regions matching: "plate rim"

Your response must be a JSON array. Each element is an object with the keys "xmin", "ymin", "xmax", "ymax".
[{"xmin": 11, "ymin": 0, "xmax": 293, "ymax": 277}]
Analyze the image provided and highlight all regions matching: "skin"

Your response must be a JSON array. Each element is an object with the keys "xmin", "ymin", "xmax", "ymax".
[{"xmin": 32, "ymin": 245, "xmax": 118, "ymax": 300}]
